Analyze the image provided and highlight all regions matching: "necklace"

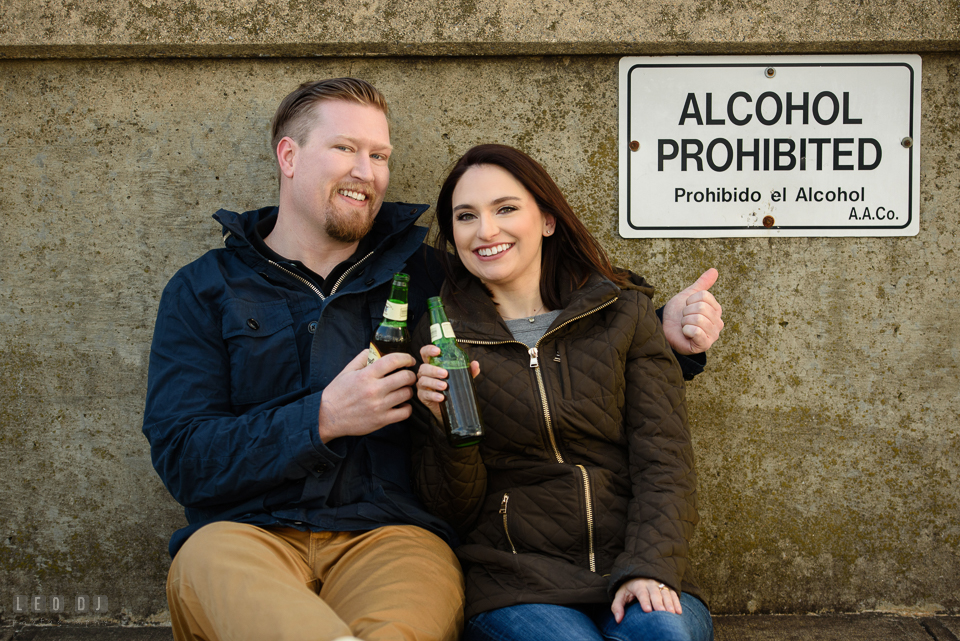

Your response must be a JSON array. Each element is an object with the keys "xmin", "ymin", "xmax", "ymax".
[{"xmin": 503, "ymin": 303, "xmax": 543, "ymax": 323}]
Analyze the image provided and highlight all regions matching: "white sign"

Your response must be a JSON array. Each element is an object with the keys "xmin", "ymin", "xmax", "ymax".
[{"xmin": 619, "ymin": 55, "xmax": 921, "ymax": 237}]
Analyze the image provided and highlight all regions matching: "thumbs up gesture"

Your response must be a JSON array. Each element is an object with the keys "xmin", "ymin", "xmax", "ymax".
[{"xmin": 661, "ymin": 268, "xmax": 724, "ymax": 356}]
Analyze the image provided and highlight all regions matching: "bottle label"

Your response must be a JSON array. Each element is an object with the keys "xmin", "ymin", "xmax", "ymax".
[
  {"xmin": 430, "ymin": 322, "xmax": 457, "ymax": 342},
  {"xmin": 442, "ymin": 322, "xmax": 456, "ymax": 339},
  {"xmin": 366, "ymin": 343, "xmax": 382, "ymax": 366},
  {"xmin": 383, "ymin": 301, "xmax": 408, "ymax": 322}
]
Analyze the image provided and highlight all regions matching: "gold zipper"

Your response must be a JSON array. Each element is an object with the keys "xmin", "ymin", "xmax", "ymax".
[
  {"xmin": 531, "ymin": 299, "xmax": 616, "ymax": 571},
  {"xmin": 465, "ymin": 297, "xmax": 617, "ymax": 573},
  {"xmin": 460, "ymin": 297, "xmax": 617, "ymax": 466},
  {"xmin": 459, "ymin": 337, "xmax": 567, "ymax": 463},
  {"xmin": 267, "ymin": 251, "xmax": 375, "ymax": 300},
  {"xmin": 530, "ymin": 356, "xmax": 564, "ymax": 463},
  {"xmin": 534, "ymin": 297, "xmax": 618, "ymax": 348},
  {"xmin": 577, "ymin": 464, "xmax": 597, "ymax": 572},
  {"xmin": 500, "ymin": 493, "xmax": 517, "ymax": 554},
  {"xmin": 532, "ymin": 297, "xmax": 618, "ymax": 464}
]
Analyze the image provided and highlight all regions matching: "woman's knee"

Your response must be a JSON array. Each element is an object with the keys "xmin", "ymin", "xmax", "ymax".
[
  {"xmin": 599, "ymin": 594, "xmax": 712, "ymax": 641},
  {"xmin": 466, "ymin": 604, "xmax": 604, "ymax": 641}
]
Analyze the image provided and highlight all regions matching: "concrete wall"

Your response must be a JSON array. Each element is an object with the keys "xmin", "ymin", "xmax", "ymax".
[{"xmin": 1, "ymin": 0, "xmax": 958, "ymax": 623}]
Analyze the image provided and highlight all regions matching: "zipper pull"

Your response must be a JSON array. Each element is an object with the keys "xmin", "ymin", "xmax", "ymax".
[
  {"xmin": 528, "ymin": 347, "xmax": 539, "ymax": 368},
  {"xmin": 499, "ymin": 493, "xmax": 510, "ymax": 514},
  {"xmin": 554, "ymin": 348, "xmax": 561, "ymax": 363}
]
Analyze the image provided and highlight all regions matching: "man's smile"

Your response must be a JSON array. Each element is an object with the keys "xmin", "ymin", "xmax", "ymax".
[{"xmin": 338, "ymin": 188, "xmax": 368, "ymax": 202}]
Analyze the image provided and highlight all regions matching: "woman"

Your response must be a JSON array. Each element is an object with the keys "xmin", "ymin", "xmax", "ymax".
[{"xmin": 411, "ymin": 144, "xmax": 712, "ymax": 641}]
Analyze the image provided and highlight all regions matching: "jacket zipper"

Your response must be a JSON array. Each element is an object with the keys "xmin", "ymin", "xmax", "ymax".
[
  {"xmin": 266, "ymin": 251, "xmax": 375, "ymax": 300},
  {"xmin": 529, "ymin": 297, "xmax": 619, "ymax": 465},
  {"xmin": 531, "ymin": 299, "xmax": 615, "ymax": 572},
  {"xmin": 462, "ymin": 297, "xmax": 617, "ymax": 573},
  {"xmin": 576, "ymin": 464, "xmax": 597, "ymax": 572},
  {"xmin": 500, "ymin": 493, "xmax": 517, "ymax": 554},
  {"xmin": 459, "ymin": 297, "xmax": 618, "ymax": 467},
  {"xmin": 459, "ymin": 335, "xmax": 569, "ymax": 464},
  {"xmin": 527, "ymin": 347, "xmax": 564, "ymax": 463}
]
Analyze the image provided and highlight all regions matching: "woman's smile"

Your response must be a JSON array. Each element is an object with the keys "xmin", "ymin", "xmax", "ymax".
[
  {"xmin": 475, "ymin": 243, "xmax": 514, "ymax": 258},
  {"xmin": 452, "ymin": 164, "xmax": 554, "ymax": 295}
]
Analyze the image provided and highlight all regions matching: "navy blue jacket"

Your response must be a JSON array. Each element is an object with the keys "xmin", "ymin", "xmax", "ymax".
[{"xmin": 143, "ymin": 203, "xmax": 456, "ymax": 557}]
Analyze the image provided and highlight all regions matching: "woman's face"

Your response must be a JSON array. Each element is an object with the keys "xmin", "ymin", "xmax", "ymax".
[{"xmin": 450, "ymin": 164, "xmax": 556, "ymax": 296}]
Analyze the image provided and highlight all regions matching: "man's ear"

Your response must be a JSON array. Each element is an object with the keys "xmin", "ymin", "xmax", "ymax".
[{"xmin": 277, "ymin": 137, "xmax": 298, "ymax": 179}]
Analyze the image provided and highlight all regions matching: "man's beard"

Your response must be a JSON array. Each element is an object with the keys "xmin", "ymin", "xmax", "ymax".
[
  {"xmin": 325, "ymin": 207, "xmax": 375, "ymax": 243},
  {"xmin": 324, "ymin": 183, "xmax": 379, "ymax": 242}
]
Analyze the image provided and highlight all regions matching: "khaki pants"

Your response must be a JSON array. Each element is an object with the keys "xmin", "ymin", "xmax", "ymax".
[{"xmin": 167, "ymin": 521, "xmax": 465, "ymax": 641}]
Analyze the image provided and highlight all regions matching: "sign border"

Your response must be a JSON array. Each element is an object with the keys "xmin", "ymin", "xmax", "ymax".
[{"xmin": 623, "ymin": 59, "xmax": 918, "ymax": 233}]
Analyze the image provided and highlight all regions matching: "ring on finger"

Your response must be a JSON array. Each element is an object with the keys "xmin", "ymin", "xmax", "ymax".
[{"xmin": 657, "ymin": 583, "xmax": 668, "ymax": 591}]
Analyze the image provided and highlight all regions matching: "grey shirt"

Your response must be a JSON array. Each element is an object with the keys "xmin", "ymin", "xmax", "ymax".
[{"xmin": 504, "ymin": 310, "xmax": 563, "ymax": 347}]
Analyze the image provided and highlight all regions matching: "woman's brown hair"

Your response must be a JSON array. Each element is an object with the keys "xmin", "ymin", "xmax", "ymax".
[{"xmin": 433, "ymin": 144, "xmax": 628, "ymax": 310}]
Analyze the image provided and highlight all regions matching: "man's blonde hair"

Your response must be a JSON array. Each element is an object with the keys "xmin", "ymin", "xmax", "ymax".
[{"xmin": 270, "ymin": 78, "xmax": 389, "ymax": 155}]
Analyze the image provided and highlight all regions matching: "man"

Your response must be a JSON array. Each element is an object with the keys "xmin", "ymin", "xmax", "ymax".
[{"xmin": 143, "ymin": 78, "xmax": 723, "ymax": 641}]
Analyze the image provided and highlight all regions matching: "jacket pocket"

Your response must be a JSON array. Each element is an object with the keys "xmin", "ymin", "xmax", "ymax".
[
  {"xmin": 221, "ymin": 299, "xmax": 302, "ymax": 406},
  {"xmin": 485, "ymin": 474, "xmax": 585, "ymax": 565},
  {"xmin": 367, "ymin": 285, "xmax": 392, "ymax": 333},
  {"xmin": 556, "ymin": 340, "xmax": 572, "ymax": 399},
  {"xmin": 500, "ymin": 493, "xmax": 518, "ymax": 554}
]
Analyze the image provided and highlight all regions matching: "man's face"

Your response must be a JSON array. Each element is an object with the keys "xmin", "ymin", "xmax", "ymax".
[{"xmin": 283, "ymin": 100, "xmax": 392, "ymax": 243}]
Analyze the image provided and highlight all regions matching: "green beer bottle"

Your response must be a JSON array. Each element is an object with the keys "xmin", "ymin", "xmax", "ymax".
[
  {"xmin": 427, "ymin": 296, "xmax": 484, "ymax": 447},
  {"xmin": 367, "ymin": 273, "xmax": 411, "ymax": 365}
]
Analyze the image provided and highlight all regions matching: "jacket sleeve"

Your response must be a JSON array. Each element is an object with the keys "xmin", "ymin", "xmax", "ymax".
[
  {"xmin": 409, "ymin": 316, "xmax": 487, "ymax": 537},
  {"xmin": 142, "ymin": 275, "xmax": 339, "ymax": 511},
  {"xmin": 609, "ymin": 292, "xmax": 698, "ymax": 596}
]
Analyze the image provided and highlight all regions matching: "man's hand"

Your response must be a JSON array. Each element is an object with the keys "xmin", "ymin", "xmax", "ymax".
[
  {"xmin": 662, "ymin": 268, "xmax": 724, "ymax": 356},
  {"xmin": 317, "ymin": 350, "xmax": 417, "ymax": 443}
]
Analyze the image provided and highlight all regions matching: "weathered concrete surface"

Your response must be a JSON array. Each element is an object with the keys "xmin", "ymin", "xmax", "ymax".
[
  {"xmin": 714, "ymin": 614, "xmax": 960, "ymax": 640},
  {"xmin": 1, "ymin": 0, "xmax": 959, "ymax": 58},
  {"xmin": 0, "ymin": 46, "xmax": 958, "ymax": 629},
  {"xmin": 0, "ymin": 626, "xmax": 171, "ymax": 640},
  {"xmin": 679, "ymin": 55, "xmax": 960, "ymax": 613}
]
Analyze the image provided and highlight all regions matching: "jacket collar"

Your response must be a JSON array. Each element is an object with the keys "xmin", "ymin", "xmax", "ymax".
[
  {"xmin": 215, "ymin": 201, "xmax": 429, "ymax": 249},
  {"xmin": 440, "ymin": 268, "xmax": 652, "ymax": 342},
  {"xmin": 212, "ymin": 201, "xmax": 430, "ymax": 287}
]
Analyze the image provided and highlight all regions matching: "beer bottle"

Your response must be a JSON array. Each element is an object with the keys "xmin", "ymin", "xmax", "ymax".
[
  {"xmin": 367, "ymin": 273, "xmax": 411, "ymax": 365},
  {"xmin": 427, "ymin": 296, "xmax": 484, "ymax": 447}
]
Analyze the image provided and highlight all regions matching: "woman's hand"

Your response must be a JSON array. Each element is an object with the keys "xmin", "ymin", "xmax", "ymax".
[
  {"xmin": 416, "ymin": 345, "xmax": 481, "ymax": 423},
  {"xmin": 611, "ymin": 577, "xmax": 682, "ymax": 623}
]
